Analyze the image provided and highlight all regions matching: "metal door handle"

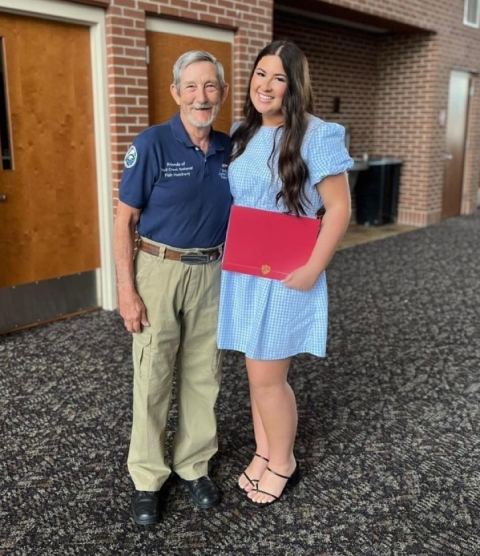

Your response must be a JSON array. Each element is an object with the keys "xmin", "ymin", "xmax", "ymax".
[
  {"xmin": 444, "ymin": 153, "xmax": 453, "ymax": 160},
  {"xmin": 0, "ymin": 194, "xmax": 6, "ymax": 201}
]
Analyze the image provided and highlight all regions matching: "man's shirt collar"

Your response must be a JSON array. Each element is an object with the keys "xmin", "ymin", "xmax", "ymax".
[{"xmin": 170, "ymin": 112, "xmax": 225, "ymax": 152}]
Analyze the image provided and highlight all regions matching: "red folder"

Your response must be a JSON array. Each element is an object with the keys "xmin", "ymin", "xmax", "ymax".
[{"xmin": 222, "ymin": 205, "xmax": 321, "ymax": 280}]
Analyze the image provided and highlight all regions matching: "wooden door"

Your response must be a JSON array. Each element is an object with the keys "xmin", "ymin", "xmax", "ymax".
[
  {"xmin": 0, "ymin": 12, "xmax": 100, "ymax": 333},
  {"xmin": 441, "ymin": 70, "xmax": 471, "ymax": 219},
  {"xmin": 146, "ymin": 31, "xmax": 232, "ymax": 134}
]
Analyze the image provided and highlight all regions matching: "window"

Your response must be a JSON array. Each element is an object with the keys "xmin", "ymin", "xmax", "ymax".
[{"xmin": 464, "ymin": 0, "xmax": 480, "ymax": 28}]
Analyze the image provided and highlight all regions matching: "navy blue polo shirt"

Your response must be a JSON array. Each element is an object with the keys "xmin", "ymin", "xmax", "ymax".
[{"xmin": 119, "ymin": 113, "xmax": 231, "ymax": 249}]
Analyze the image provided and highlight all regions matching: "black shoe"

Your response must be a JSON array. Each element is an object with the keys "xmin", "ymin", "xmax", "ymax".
[
  {"xmin": 132, "ymin": 490, "xmax": 160, "ymax": 525},
  {"xmin": 180, "ymin": 475, "xmax": 221, "ymax": 509}
]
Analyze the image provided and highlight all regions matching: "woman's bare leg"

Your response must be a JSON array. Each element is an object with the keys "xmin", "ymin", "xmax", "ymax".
[
  {"xmin": 245, "ymin": 357, "xmax": 298, "ymax": 504},
  {"xmin": 237, "ymin": 391, "xmax": 270, "ymax": 491}
]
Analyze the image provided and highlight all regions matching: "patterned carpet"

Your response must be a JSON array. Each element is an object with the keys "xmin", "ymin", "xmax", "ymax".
[{"xmin": 1, "ymin": 212, "xmax": 480, "ymax": 556}]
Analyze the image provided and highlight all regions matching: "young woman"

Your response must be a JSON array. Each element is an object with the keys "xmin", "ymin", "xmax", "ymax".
[{"xmin": 218, "ymin": 40, "xmax": 353, "ymax": 506}]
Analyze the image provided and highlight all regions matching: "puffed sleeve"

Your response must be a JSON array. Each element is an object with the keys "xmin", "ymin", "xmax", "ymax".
[{"xmin": 305, "ymin": 121, "xmax": 353, "ymax": 187}]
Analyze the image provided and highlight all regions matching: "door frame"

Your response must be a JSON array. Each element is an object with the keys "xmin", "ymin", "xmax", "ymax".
[{"xmin": 0, "ymin": 0, "xmax": 116, "ymax": 310}]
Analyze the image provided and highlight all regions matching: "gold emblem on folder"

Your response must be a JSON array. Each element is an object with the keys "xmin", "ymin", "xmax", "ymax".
[{"xmin": 261, "ymin": 265, "xmax": 271, "ymax": 275}]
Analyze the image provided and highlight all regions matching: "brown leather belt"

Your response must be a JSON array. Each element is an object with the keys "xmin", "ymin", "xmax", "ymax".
[{"xmin": 138, "ymin": 240, "xmax": 222, "ymax": 265}]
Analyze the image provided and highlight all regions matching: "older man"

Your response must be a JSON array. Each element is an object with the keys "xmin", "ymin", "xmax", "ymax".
[{"xmin": 114, "ymin": 51, "xmax": 230, "ymax": 525}]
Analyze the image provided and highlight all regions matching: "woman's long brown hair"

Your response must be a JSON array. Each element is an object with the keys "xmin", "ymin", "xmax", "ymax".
[{"xmin": 230, "ymin": 40, "xmax": 314, "ymax": 216}]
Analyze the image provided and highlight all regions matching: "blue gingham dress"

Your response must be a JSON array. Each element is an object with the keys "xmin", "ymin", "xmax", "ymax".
[{"xmin": 217, "ymin": 115, "xmax": 353, "ymax": 360}]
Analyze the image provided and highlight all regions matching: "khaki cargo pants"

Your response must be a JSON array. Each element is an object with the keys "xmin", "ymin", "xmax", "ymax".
[{"xmin": 127, "ymin": 239, "xmax": 223, "ymax": 492}]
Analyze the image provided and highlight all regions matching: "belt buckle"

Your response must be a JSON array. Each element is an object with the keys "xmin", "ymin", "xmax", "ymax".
[{"xmin": 180, "ymin": 251, "xmax": 209, "ymax": 265}]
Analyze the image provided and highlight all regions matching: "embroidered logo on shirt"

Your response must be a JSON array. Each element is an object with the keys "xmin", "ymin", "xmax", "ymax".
[
  {"xmin": 124, "ymin": 146, "xmax": 137, "ymax": 169},
  {"xmin": 261, "ymin": 265, "xmax": 271, "ymax": 275},
  {"xmin": 161, "ymin": 161, "xmax": 193, "ymax": 178},
  {"xmin": 219, "ymin": 163, "xmax": 228, "ymax": 180}
]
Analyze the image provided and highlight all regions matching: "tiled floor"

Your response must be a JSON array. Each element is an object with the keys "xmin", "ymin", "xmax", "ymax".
[{"xmin": 339, "ymin": 222, "xmax": 419, "ymax": 250}]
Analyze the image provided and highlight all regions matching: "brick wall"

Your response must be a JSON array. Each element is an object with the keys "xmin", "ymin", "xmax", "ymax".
[
  {"xmin": 373, "ymin": 34, "xmax": 439, "ymax": 225},
  {"xmin": 274, "ymin": 0, "xmax": 480, "ymax": 225},
  {"xmin": 274, "ymin": 15, "xmax": 378, "ymax": 156}
]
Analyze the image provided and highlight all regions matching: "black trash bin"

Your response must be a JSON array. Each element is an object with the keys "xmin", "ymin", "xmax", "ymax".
[{"xmin": 355, "ymin": 157, "xmax": 403, "ymax": 225}]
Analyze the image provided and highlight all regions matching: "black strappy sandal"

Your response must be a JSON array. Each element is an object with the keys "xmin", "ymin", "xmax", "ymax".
[
  {"xmin": 247, "ymin": 464, "xmax": 301, "ymax": 507},
  {"xmin": 236, "ymin": 453, "xmax": 269, "ymax": 493}
]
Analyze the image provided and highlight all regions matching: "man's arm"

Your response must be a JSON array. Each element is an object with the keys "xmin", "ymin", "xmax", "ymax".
[{"xmin": 113, "ymin": 200, "xmax": 150, "ymax": 333}]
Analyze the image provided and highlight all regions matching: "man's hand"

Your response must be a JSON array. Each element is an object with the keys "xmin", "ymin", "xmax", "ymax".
[{"xmin": 119, "ymin": 290, "xmax": 150, "ymax": 333}]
